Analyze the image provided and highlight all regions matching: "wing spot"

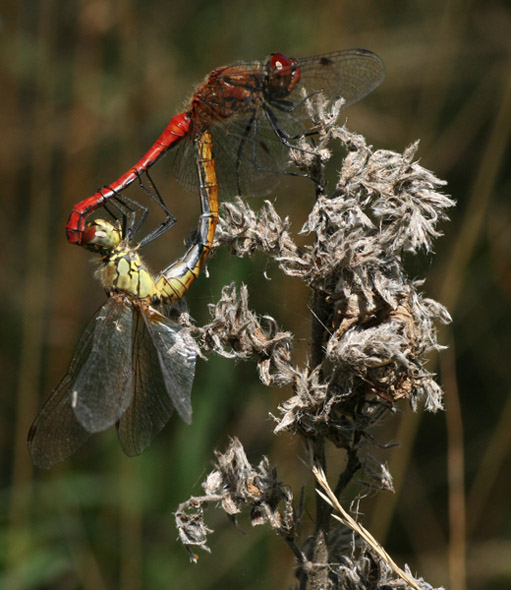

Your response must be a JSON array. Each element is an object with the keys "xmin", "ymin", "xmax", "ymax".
[{"xmin": 319, "ymin": 57, "xmax": 334, "ymax": 67}]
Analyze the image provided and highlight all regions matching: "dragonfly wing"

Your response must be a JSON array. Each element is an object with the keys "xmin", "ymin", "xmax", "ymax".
[
  {"xmin": 71, "ymin": 297, "xmax": 135, "ymax": 432},
  {"xmin": 169, "ymin": 113, "xmax": 302, "ymax": 198},
  {"xmin": 116, "ymin": 308, "xmax": 171, "ymax": 456},
  {"xmin": 27, "ymin": 303, "xmax": 105, "ymax": 468},
  {"xmin": 211, "ymin": 113, "xmax": 305, "ymax": 197},
  {"xmin": 146, "ymin": 310, "xmax": 196, "ymax": 423},
  {"xmin": 28, "ymin": 380, "xmax": 91, "ymax": 469},
  {"xmin": 117, "ymin": 306, "xmax": 196, "ymax": 456},
  {"xmin": 290, "ymin": 49, "xmax": 385, "ymax": 118}
]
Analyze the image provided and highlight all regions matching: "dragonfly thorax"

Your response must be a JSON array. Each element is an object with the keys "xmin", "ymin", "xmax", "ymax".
[
  {"xmin": 102, "ymin": 247, "xmax": 157, "ymax": 300},
  {"xmin": 191, "ymin": 65, "xmax": 264, "ymax": 126},
  {"xmin": 82, "ymin": 219, "xmax": 158, "ymax": 301}
]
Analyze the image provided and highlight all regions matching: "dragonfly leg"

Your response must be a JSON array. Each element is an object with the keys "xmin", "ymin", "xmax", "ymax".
[
  {"xmin": 263, "ymin": 104, "xmax": 317, "ymax": 155},
  {"xmin": 99, "ymin": 175, "xmax": 177, "ymax": 247},
  {"xmin": 102, "ymin": 192, "xmax": 149, "ymax": 239},
  {"xmin": 137, "ymin": 212, "xmax": 177, "ymax": 248},
  {"xmin": 270, "ymin": 89, "xmax": 324, "ymax": 114},
  {"xmin": 136, "ymin": 169, "xmax": 178, "ymax": 248},
  {"xmin": 232, "ymin": 110, "xmax": 317, "ymax": 187}
]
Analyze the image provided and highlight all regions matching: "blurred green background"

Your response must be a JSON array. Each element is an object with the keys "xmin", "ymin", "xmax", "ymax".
[{"xmin": 1, "ymin": 1, "xmax": 509, "ymax": 588}]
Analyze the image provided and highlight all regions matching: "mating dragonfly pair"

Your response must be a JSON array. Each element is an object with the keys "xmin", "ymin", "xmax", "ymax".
[{"xmin": 28, "ymin": 49, "xmax": 385, "ymax": 468}]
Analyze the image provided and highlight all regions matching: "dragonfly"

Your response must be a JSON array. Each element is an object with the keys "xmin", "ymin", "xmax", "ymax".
[
  {"xmin": 66, "ymin": 48, "xmax": 385, "ymax": 245},
  {"xmin": 28, "ymin": 131, "xmax": 218, "ymax": 469}
]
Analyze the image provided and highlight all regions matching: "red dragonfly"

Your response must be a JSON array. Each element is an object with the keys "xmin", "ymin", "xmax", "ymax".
[
  {"xmin": 66, "ymin": 49, "xmax": 384, "ymax": 244},
  {"xmin": 28, "ymin": 131, "xmax": 217, "ymax": 468}
]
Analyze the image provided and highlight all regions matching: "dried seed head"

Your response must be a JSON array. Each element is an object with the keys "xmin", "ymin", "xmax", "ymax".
[{"xmin": 178, "ymin": 95, "xmax": 452, "ymax": 589}]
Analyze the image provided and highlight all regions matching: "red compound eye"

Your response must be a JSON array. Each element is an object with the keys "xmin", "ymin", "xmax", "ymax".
[{"xmin": 268, "ymin": 52, "xmax": 301, "ymax": 97}]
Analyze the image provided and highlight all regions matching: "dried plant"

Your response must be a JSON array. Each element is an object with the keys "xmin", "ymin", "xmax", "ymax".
[{"xmin": 175, "ymin": 96, "xmax": 454, "ymax": 589}]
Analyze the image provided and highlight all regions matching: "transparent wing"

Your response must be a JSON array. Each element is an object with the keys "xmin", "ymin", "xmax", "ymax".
[
  {"xmin": 28, "ymin": 297, "xmax": 138, "ymax": 468},
  {"xmin": 116, "ymin": 308, "xmax": 171, "ymax": 456},
  {"xmin": 168, "ymin": 113, "xmax": 296, "ymax": 198},
  {"xmin": 117, "ymin": 306, "xmax": 196, "ymax": 457},
  {"xmin": 27, "ymin": 302, "xmax": 109, "ymax": 468},
  {"xmin": 71, "ymin": 297, "xmax": 135, "ymax": 432},
  {"xmin": 28, "ymin": 384, "xmax": 91, "ymax": 469},
  {"xmin": 289, "ymin": 49, "xmax": 385, "ymax": 118},
  {"xmin": 146, "ymin": 310, "xmax": 196, "ymax": 423}
]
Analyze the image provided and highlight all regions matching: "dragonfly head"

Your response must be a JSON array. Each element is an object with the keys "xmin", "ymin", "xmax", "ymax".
[
  {"xmin": 81, "ymin": 219, "xmax": 122, "ymax": 253},
  {"xmin": 267, "ymin": 52, "xmax": 301, "ymax": 99}
]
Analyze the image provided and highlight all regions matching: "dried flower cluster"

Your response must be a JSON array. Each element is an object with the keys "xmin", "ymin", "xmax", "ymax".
[
  {"xmin": 177, "ymin": 97, "xmax": 453, "ymax": 589},
  {"xmin": 175, "ymin": 437, "xmax": 299, "ymax": 560}
]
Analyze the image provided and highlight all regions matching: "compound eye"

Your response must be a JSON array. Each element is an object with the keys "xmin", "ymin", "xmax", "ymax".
[
  {"xmin": 82, "ymin": 219, "xmax": 122, "ymax": 252},
  {"xmin": 270, "ymin": 52, "xmax": 294, "ymax": 77},
  {"xmin": 267, "ymin": 53, "xmax": 300, "ymax": 97}
]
